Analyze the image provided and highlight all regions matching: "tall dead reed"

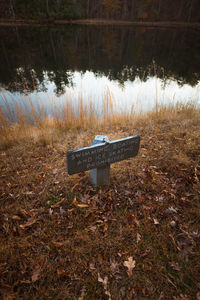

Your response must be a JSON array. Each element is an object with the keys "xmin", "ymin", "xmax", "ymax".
[{"xmin": 0, "ymin": 83, "xmax": 199, "ymax": 150}]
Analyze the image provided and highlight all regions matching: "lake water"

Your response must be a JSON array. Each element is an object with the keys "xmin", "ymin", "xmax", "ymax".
[{"xmin": 0, "ymin": 25, "xmax": 200, "ymax": 120}]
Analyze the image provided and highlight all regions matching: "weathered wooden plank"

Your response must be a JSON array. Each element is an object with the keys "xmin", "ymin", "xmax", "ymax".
[{"xmin": 66, "ymin": 135, "xmax": 140, "ymax": 175}]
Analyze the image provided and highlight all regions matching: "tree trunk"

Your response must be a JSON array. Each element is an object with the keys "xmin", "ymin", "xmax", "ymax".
[
  {"xmin": 46, "ymin": 0, "xmax": 49, "ymax": 17},
  {"xmin": 9, "ymin": 0, "xmax": 15, "ymax": 19},
  {"xmin": 188, "ymin": 0, "xmax": 194, "ymax": 22},
  {"xmin": 87, "ymin": 0, "xmax": 90, "ymax": 17}
]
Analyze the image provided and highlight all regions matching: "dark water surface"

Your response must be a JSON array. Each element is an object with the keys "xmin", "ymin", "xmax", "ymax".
[{"xmin": 0, "ymin": 25, "xmax": 200, "ymax": 116}]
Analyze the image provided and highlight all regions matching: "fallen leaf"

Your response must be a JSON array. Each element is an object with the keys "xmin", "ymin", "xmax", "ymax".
[
  {"xmin": 140, "ymin": 248, "xmax": 151, "ymax": 257},
  {"xmin": 44, "ymin": 165, "xmax": 51, "ymax": 171},
  {"xmin": 68, "ymin": 222, "xmax": 73, "ymax": 229},
  {"xmin": 52, "ymin": 241, "xmax": 63, "ymax": 248},
  {"xmin": 142, "ymin": 287, "xmax": 146, "ymax": 295},
  {"xmin": 153, "ymin": 218, "xmax": 159, "ymax": 225},
  {"xmin": 19, "ymin": 218, "xmax": 37, "ymax": 230},
  {"xmin": 89, "ymin": 225, "xmax": 97, "ymax": 232},
  {"xmin": 170, "ymin": 262, "xmax": 181, "ymax": 272},
  {"xmin": 32, "ymin": 266, "xmax": 40, "ymax": 282},
  {"xmin": 98, "ymin": 253, "xmax": 103, "ymax": 264},
  {"xmin": 194, "ymin": 167, "xmax": 199, "ymax": 182},
  {"xmin": 51, "ymin": 198, "xmax": 65, "ymax": 208},
  {"xmin": 72, "ymin": 196, "xmax": 78, "ymax": 206},
  {"xmin": 103, "ymin": 222, "xmax": 108, "ymax": 232},
  {"xmin": 158, "ymin": 291, "xmax": 164, "ymax": 300},
  {"xmin": 167, "ymin": 275, "xmax": 177, "ymax": 289},
  {"xmin": 189, "ymin": 231, "xmax": 200, "ymax": 238},
  {"xmin": 165, "ymin": 207, "xmax": 178, "ymax": 214},
  {"xmin": 59, "ymin": 207, "xmax": 66, "ymax": 216},
  {"xmin": 19, "ymin": 209, "xmax": 30, "ymax": 217},
  {"xmin": 98, "ymin": 273, "xmax": 111, "ymax": 299},
  {"xmin": 89, "ymin": 263, "xmax": 96, "ymax": 271},
  {"xmin": 96, "ymin": 219, "xmax": 103, "ymax": 224},
  {"xmin": 52, "ymin": 168, "xmax": 58, "ymax": 174},
  {"xmin": 123, "ymin": 257, "xmax": 136, "ymax": 276},
  {"xmin": 128, "ymin": 214, "xmax": 140, "ymax": 226},
  {"xmin": 196, "ymin": 292, "xmax": 200, "ymax": 300},
  {"xmin": 170, "ymin": 220, "xmax": 176, "ymax": 227},
  {"xmin": 143, "ymin": 205, "xmax": 151, "ymax": 210},
  {"xmin": 81, "ymin": 194, "xmax": 90, "ymax": 203},
  {"xmin": 71, "ymin": 183, "xmax": 79, "ymax": 192},
  {"xmin": 105, "ymin": 290, "xmax": 111, "ymax": 299},
  {"xmin": 23, "ymin": 191, "xmax": 35, "ymax": 195},
  {"xmin": 77, "ymin": 204, "xmax": 89, "ymax": 208},
  {"xmin": 57, "ymin": 268, "xmax": 68, "ymax": 277},
  {"xmin": 12, "ymin": 215, "xmax": 21, "ymax": 221},
  {"xmin": 180, "ymin": 197, "xmax": 190, "ymax": 203},
  {"xmin": 38, "ymin": 172, "xmax": 45, "ymax": 180},
  {"xmin": 173, "ymin": 294, "xmax": 191, "ymax": 300},
  {"xmin": 137, "ymin": 233, "xmax": 141, "ymax": 243},
  {"xmin": 178, "ymin": 233, "xmax": 194, "ymax": 261},
  {"xmin": 98, "ymin": 273, "xmax": 106, "ymax": 284},
  {"xmin": 110, "ymin": 261, "xmax": 119, "ymax": 274},
  {"xmin": 0, "ymin": 285, "xmax": 14, "ymax": 300},
  {"xmin": 120, "ymin": 286, "xmax": 126, "ymax": 297},
  {"xmin": 78, "ymin": 286, "xmax": 86, "ymax": 300}
]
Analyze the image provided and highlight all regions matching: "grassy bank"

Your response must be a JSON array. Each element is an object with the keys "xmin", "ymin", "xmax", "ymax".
[{"xmin": 0, "ymin": 101, "xmax": 200, "ymax": 299}]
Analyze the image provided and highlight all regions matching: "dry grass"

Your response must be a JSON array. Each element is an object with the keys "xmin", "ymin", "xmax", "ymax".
[
  {"xmin": 0, "ymin": 93, "xmax": 200, "ymax": 299},
  {"xmin": 1, "ymin": 89, "xmax": 198, "ymax": 150},
  {"xmin": 0, "ymin": 89, "xmax": 129, "ymax": 149}
]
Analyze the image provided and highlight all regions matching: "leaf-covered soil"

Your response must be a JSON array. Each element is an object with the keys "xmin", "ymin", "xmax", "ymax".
[{"xmin": 0, "ymin": 109, "xmax": 200, "ymax": 299}]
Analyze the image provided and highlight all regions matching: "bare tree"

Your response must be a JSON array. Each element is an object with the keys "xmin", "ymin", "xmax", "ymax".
[
  {"xmin": 9, "ymin": 0, "xmax": 15, "ymax": 19},
  {"xmin": 46, "ymin": 0, "xmax": 49, "ymax": 17}
]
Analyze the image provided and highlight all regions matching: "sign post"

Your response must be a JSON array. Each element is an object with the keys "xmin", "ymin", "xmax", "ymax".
[{"xmin": 66, "ymin": 135, "xmax": 140, "ymax": 186}]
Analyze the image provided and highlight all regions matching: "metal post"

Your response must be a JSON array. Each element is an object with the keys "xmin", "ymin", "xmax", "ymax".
[{"xmin": 89, "ymin": 135, "xmax": 110, "ymax": 186}]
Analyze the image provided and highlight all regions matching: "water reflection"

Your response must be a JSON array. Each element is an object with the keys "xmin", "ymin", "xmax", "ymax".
[
  {"xmin": 1, "ymin": 70, "xmax": 199, "ymax": 121},
  {"xmin": 65, "ymin": 71, "xmax": 200, "ymax": 113},
  {"xmin": 0, "ymin": 25, "xmax": 200, "ymax": 118}
]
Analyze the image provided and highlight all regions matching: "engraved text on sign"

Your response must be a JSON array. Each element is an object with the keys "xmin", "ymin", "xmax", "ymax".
[{"xmin": 66, "ymin": 135, "xmax": 140, "ymax": 175}]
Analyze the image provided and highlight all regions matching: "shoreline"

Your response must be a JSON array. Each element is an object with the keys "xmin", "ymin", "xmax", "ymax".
[{"xmin": 0, "ymin": 18, "xmax": 200, "ymax": 28}]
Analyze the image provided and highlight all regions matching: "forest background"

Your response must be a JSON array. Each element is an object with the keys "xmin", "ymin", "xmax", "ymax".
[{"xmin": 1, "ymin": 0, "xmax": 200, "ymax": 22}]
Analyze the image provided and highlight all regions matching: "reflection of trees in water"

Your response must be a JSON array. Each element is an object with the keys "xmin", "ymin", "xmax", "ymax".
[{"xmin": 0, "ymin": 25, "xmax": 199, "ymax": 95}]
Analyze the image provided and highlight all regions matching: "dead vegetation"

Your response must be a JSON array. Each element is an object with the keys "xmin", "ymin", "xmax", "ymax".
[{"xmin": 0, "ymin": 102, "xmax": 200, "ymax": 299}]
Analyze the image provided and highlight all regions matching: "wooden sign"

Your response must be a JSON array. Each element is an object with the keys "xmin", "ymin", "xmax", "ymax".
[{"xmin": 66, "ymin": 135, "xmax": 140, "ymax": 186}]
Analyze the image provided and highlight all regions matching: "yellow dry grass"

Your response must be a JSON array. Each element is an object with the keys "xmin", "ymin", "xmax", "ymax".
[{"xmin": 1, "ymin": 87, "xmax": 199, "ymax": 151}]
